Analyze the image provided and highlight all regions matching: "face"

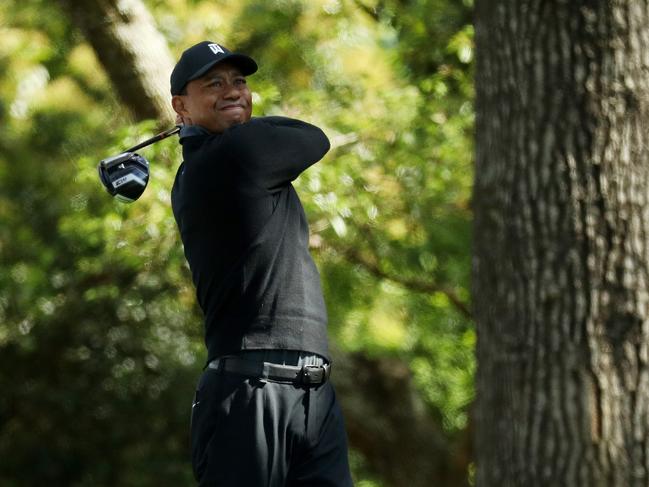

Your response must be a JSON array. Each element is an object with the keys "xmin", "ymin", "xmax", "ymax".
[{"xmin": 172, "ymin": 62, "xmax": 253, "ymax": 133}]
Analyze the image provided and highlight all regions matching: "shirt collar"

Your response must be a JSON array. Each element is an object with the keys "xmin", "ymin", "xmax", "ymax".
[{"xmin": 179, "ymin": 124, "xmax": 212, "ymax": 143}]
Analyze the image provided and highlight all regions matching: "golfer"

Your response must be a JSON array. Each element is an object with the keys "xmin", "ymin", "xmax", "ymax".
[{"xmin": 169, "ymin": 41, "xmax": 353, "ymax": 486}]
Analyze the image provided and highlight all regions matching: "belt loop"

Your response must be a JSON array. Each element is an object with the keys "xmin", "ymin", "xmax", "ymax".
[
  {"xmin": 260, "ymin": 361, "xmax": 270, "ymax": 384},
  {"xmin": 208, "ymin": 357, "xmax": 225, "ymax": 374},
  {"xmin": 208, "ymin": 358, "xmax": 217, "ymax": 371}
]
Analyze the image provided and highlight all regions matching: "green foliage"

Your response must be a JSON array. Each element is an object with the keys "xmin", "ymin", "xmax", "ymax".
[{"xmin": 0, "ymin": 0, "xmax": 475, "ymax": 484}]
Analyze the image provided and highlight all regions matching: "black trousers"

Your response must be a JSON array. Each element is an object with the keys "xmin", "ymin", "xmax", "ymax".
[{"xmin": 190, "ymin": 351, "xmax": 353, "ymax": 486}]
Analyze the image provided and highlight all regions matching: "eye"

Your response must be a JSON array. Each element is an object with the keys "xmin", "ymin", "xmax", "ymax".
[
  {"xmin": 234, "ymin": 78, "xmax": 247, "ymax": 85},
  {"xmin": 208, "ymin": 80, "xmax": 222, "ymax": 88}
]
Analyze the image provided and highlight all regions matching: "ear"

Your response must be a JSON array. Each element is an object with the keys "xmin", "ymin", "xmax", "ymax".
[{"xmin": 172, "ymin": 95, "xmax": 189, "ymax": 117}]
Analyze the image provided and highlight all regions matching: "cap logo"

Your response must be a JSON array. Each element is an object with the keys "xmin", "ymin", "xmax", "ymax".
[{"xmin": 208, "ymin": 43, "xmax": 225, "ymax": 55}]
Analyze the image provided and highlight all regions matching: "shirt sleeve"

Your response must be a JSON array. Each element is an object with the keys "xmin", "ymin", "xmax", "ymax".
[{"xmin": 224, "ymin": 116, "xmax": 330, "ymax": 189}]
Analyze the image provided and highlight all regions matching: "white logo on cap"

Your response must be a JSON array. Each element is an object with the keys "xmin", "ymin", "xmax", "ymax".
[{"xmin": 208, "ymin": 43, "xmax": 225, "ymax": 55}]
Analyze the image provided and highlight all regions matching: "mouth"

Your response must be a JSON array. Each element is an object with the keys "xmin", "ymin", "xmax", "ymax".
[{"xmin": 219, "ymin": 104, "xmax": 244, "ymax": 112}]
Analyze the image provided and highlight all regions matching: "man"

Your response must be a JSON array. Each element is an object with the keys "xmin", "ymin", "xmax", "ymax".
[{"xmin": 169, "ymin": 41, "xmax": 353, "ymax": 486}]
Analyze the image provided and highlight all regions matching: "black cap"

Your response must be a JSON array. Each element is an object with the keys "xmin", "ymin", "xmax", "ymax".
[{"xmin": 170, "ymin": 41, "xmax": 258, "ymax": 95}]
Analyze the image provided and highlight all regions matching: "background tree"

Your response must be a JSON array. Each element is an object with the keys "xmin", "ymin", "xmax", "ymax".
[
  {"xmin": 474, "ymin": 0, "xmax": 649, "ymax": 485},
  {"xmin": 0, "ymin": 0, "xmax": 475, "ymax": 485},
  {"xmin": 55, "ymin": 0, "xmax": 176, "ymax": 122}
]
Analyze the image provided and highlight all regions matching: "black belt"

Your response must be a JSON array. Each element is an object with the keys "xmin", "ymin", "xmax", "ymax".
[{"xmin": 208, "ymin": 356, "xmax": 331, "ymax": 386}]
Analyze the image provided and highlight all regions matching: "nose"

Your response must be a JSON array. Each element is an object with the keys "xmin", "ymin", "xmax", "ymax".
[{"xmin": 223, "ymin": 81, "xmax": 241, "ymax": 100}]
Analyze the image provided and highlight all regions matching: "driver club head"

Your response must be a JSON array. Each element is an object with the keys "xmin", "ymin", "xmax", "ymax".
[
  {"xmin": 97, "ymin": 152, "xmax": 150, "ymax": 203},
  {"xmin": 96, "ymin": 126, "xmax": 179, "ymax": 203}
]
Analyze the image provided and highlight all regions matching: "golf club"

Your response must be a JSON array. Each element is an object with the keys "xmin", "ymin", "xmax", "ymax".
[{"xmin": 97, "ymin": 126, "xmax": 180, "ymax": 203}]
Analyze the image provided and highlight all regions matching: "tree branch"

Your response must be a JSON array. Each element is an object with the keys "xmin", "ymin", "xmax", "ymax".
[
  {"xmin": 313, "ymin": 230, "xmax": 472, "ymax": 319},
  {"xmin": 54, "ymin": 0, "xmax": 175, "ymax": 124},
  {"xmin": 351, "ymin": 0, "xmax": 382, "ymax": 22},
  {"xmin": 339, "ymin": 245, "xmax": 472, "ymax": 319}
]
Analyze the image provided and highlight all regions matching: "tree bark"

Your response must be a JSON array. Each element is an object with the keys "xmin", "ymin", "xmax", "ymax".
[
  {"xmin": 55, "ymin": 0, "xmax": 175, "ymax": 123},
  {"xmin": 474, "ymin": 1, "xmax": 649, "ymax": 485}
]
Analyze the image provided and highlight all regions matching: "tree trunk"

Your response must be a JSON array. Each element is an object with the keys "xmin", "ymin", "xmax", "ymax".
[
  {"xmin": 55, "ymin": 0, "xmax": 175, "ymax": 123},
  {"xmin": 333, "ymin": 350, "xmax": 471, "ymax": 487},
  {"xmin": 474, "ymin": 1, "xmax": 649, "ymax": 485}
]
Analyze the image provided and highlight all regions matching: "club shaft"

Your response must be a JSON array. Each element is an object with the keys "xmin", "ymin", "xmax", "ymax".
[{"xmin": 125, "ymin": 126, "xmax": 181, "ymax": 153}]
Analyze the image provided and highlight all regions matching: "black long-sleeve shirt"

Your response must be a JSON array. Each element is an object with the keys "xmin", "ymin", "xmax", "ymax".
[{"xmin": 171, "ymin": 117, "xmax": 331, "ymax": 362}]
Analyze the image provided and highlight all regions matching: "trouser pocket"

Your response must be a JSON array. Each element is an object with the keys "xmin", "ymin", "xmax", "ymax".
[{"xmin": 190, "ymin": 370, "xmax": 221, "ymax": 482}]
